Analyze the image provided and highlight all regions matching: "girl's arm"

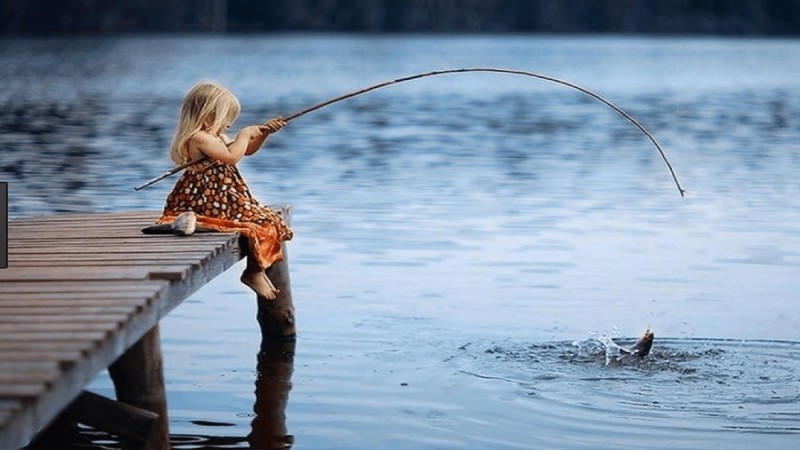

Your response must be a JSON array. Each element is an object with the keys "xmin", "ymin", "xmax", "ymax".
[
  {"xmin": 190, "ymin": 128, "xmax": 259, "ymax": 165},
  {"xmin": 245, "ymin": 118, "xmax": 286, "ymax": 156}
]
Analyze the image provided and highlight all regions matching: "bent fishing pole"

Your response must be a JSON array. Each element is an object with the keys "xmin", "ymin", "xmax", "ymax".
[{"xmin": 134, "ymin": 67, "xmax": 686, "ymax": 196}]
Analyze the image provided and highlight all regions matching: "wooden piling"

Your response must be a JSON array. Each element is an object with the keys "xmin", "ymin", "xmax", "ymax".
[
  {"xmin": 258, "ymin": 206, "xmax": 296, "ymax": 340},
  {"xmin": 108, "ymin": 326, "xmax": 170, "ymax": 450},
  {"xmin": 64, "ymin": 390, "xmax": 159, "ymax": 444}
]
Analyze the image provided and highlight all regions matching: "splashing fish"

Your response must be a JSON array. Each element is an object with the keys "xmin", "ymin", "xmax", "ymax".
[{"xmin": 625, "ymin": 328, "xmax": 654, "ymax": 358}]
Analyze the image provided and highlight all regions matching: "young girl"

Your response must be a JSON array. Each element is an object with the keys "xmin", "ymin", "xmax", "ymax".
[{"xmin": 155, "ymin": 81, "xmax": 293, "ymax": 299}]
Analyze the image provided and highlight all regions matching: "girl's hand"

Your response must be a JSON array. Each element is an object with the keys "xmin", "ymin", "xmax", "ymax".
[
  {"xmin": 242, "ymin": 123, "xmax": 273, "ymax": 156},
  {"xmin": 241, "ymin": 125, "xmax": 266, "ymax": 140},
  {"xmin": 260, "ymin": 117, "xmax": 286, "ymax": 135}
]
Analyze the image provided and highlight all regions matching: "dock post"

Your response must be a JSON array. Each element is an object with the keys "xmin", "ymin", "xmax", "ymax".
[
  {"xmin": 258, "ymin": 206, "xmax": 296, "ymax": 340},
  {"xmin": 108, "ymin": 325, "xmax": 170, "ymax": 450}
]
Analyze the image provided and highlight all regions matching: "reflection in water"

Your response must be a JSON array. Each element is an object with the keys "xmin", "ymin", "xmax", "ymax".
[
  {"xmin": 52, "ymin": 339, "xmax": 296, "ymax": 449},
  {"xmin": 248, "ymin": 341, "xmax": 296, "ymax": 449},
  {"xmin": 169, "ymin": 341, "xmax": 296, "ymax": 449}
]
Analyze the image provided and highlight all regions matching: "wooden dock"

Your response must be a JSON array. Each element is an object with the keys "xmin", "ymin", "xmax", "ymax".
[{"xmin": 0, "ymin": 210, "xmax": 282, "ymax": 449}]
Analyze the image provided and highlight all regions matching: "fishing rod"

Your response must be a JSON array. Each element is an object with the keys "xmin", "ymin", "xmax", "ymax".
[{"xmin": 134, "ymin": 67, "xmax": 686, "ymax": 196}]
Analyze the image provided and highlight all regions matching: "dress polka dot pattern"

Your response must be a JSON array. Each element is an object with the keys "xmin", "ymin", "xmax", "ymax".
[{"xmin": 156, "ymin": 160, "xmax": 293, "ymax": 270}]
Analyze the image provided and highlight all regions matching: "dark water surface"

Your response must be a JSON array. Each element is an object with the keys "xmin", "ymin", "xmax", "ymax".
[{"xmin": 2, "ymin": 35, "xmax": 800, "ymax": 449}]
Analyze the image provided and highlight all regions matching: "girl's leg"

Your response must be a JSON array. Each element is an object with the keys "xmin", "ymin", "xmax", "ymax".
[{"xmin": 240, "ymin": 255, "xmax": 279, "ymax": 300}]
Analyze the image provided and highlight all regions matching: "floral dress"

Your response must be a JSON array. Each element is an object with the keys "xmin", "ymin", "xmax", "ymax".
[{"xmin": 156, "ymin": 159, "xmax": 293, "ymax": 270}]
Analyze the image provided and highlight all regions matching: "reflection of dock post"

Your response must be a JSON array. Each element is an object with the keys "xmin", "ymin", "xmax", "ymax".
[
  {"xmin": 248, "ymin": 340, "xmax": 296, "ymax": 449},
  {"xmin": 258, "ymin": 205, "xmax": 296, "ymax": 340}
]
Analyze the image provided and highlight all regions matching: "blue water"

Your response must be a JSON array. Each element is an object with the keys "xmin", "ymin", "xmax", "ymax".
[{"xmin": 3, "ymin": 35, "xmax": 800, "ymax": 449}]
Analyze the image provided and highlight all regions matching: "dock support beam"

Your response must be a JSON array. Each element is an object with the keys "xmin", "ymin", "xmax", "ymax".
[
  {"xmin": 258, "ymin": 206, "xmax": 296, "ymax": 340},
  {"xmin": 109, "ymin": 325, "xmax": 170, "ymax": 450}
]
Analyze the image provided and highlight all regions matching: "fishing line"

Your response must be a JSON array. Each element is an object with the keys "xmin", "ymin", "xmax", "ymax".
[{"xmin": 134, "ymin": 67, "xmax": 685, "ymax": 196}]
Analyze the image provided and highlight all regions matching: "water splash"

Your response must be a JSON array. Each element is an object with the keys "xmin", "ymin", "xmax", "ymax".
[
  {"xmin": 452, "ymin": 336, "xmax": 800, "ymax": 445},
  {"xmin": 572, "ymin": 328, "xmax": 652, "ymax": 366}
]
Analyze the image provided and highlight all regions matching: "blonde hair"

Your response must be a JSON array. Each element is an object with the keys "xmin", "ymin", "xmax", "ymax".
[{"xmin": 169, "ymin": 82, "xmax": 241, "ymax": 165}]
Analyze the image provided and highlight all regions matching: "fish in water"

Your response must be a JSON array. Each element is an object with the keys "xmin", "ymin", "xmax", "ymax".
[{"xmin": 623, "ymin": 328, "xmax": 654, "ymax": 357}]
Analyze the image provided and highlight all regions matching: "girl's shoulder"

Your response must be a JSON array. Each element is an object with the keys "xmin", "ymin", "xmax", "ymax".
[
  {"xmin": 188, "ymin": 130, "xmax": 227, "ymax": 150},
  {"xmin": 185, "ymin": 130, "xmax": 218, "ymax": 161},
  {"xmin": 189, "ymin": 130, "xmax": 220, "ymax": 144},
  {"xmin": 188, "ymin": 130, "xmax": 238, "ymax": 165}
]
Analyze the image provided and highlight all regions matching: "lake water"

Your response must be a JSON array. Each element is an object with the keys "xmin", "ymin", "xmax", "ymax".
[{"xmin": 2, "ymin": 34, "xmax": 800, "ymax": 449}]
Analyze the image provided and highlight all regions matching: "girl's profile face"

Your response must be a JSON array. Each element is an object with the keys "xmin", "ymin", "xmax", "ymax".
[
  {"xmin": 225, "ymin": 107, "xmax": 239, "ymax": 129},
  {"xmin": 223, "ymin": 117, "xmax": 234, "ymax": 131}
]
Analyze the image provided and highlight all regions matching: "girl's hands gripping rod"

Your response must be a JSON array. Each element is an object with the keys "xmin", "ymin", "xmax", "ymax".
[
  {"xmin": 244, "ymin": 117, "xmax": 286, "ymax": 156},
  {"xmin": 260, "ymin": 117, "xmax": 287, "ymax": 134}
]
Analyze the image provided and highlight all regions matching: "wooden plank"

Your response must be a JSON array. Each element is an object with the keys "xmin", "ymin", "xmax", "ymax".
[
  {"xmin": 0, "ymin": 299, "xmax": 150, "ymax": 308},
  {"xmin": 10, "ymin": 220, "xmax": 164, "ymax": 229},
  {"xmin": 8, "ymin": 237, "xmax": 224, "ymax": 246},
  {"xmin": 8, "ymin": 232, "xmax": 152, "ymax": 241},
  {"xmin": 9, "ymin": 234, "xmax": 230, "ymax": 242},
  {"xmin": 0, "ymin": 384, "xmax": 48, "ymax": 399},
  {"xmin": 9, "ymin": 237, "xmax": 233, "ymax": 247},
  {"xmin": 0, "ymin": 266, "xmax": 147, "ymax": 279},
  {"xmin": 8, "ymin": 225, "xmax": 233, "ymax": 235},
  {"xmin": 8, "ymin": 232, "xmax": 229, "ymax": 240},
  {"xmin": 0, "ymin": 294, "xmax": 153, "ymax": 303},
  {"xmin": 0, "ymin": 305, "xmax": 138, "ymax": 315},
  {"xmin": 0, "ymin": 341, "xmax": 92, "ymax": 352},
  {"xmin": 0, "ymin": 350, "xmax": 84, "ymax": 364},
  {"xmin": 9, "ymin": 221, "xmax": 152, "ymax": 228},
  {"xmin": 9, "ymin": 212, "xmax": 159, "ymax": 225},
  {"xmin": 1, "ymin": 331, "xmax": 108, "ymax": 342},
  {"xmin": 26, "ymin": 223, "xmax": 147, "ymax": 230},
  {"xmin": 7, "ymin": 245, "xmax": 230, "ymax": 254},
  {"xmin": 8, "ymin": 235, "xmax": 233, "ymax": 245},
  {"xmin": 0, "ymin": 287, "xmax": 159, "ymax": 296},
  {"xmin": 0, "ymin": 373, "xmax": 58, "ymax": 386},
  {"xmin": 9, "ymin": 239, "xmax": 237, "ymax": 254},
  {"xmin": 148, "ymin": 268, "xmax": 191, "ymax": 281},
  {"xmin": 7, "ymin": 261, "xmax": 202, "ymax": 269},
  {"xmin": 0, "ymin": 323, "xmax": 123, "ymax": 333},
  {"xmin": 0, "ymin": 279, "xmax": 169, "ymax": 294},
  {"xmin": 0, "ymin": 265, "xmax": 191, "ymax": 282},
  {"xmin": 0, "ymin": 362, "xmax": 62, "ymax": 372},
  {"xmin": 0, "ymin": 362, "xmax": 62, "ymax": 384},
  {"xmin": 9, "ymin": 252, "xmax": 210, "ymax": 261},
  {"xmin": 6, "ymin": 254, "xmax": 214, "ymax": 265},
  {"xmin": 0, "ymin": 313, "xmax": 131, "ymax": 324},
  {"xmin": 20, "ymin": 233, "xmax": 236, "ymax": 242},
  {"xmin": 8, "ymin": 223, "xmax": 152, "ymax": 231}
]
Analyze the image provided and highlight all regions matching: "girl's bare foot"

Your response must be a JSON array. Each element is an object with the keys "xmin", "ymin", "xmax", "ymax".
[
  {"xmin": 241, "ymin": 271, "xmax": 279, "ymax": 299},
  {"xmin": 263, "ymin": 272, "xmax": 279, "ymax": 294}
]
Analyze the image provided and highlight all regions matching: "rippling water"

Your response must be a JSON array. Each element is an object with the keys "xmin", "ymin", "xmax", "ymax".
[{"xmin": 3, "ymin": 35, "xmax": 800, "ymax": 449}]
